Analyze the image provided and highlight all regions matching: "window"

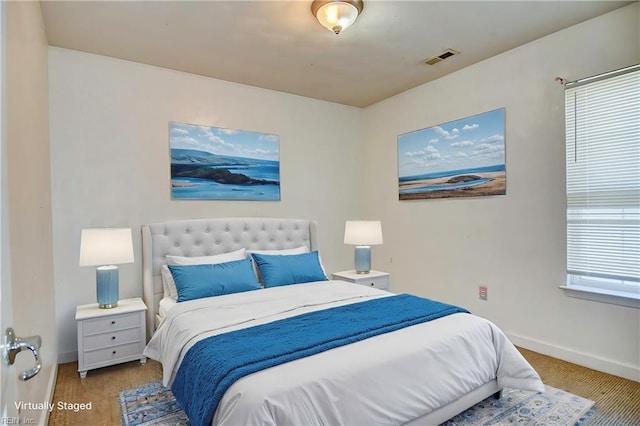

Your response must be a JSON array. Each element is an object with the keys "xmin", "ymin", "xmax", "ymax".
[{"xmin": 563, "ymin": 65, "xmax": 640, "ymax": 307}]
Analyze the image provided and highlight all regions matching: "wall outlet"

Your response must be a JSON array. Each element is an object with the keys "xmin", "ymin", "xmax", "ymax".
[{"xmin": 479, "ymin": 286, "xmax": 488, "ymax": 300}]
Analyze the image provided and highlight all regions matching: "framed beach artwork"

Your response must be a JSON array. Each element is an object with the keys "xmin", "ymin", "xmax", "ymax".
[
  {"xmin": 397, "ymin": 108, "xmax": 506, "ymax": 200},
  {"xmin": 170, "ymin": 122, "xmax": 280, "ymax": 201}
]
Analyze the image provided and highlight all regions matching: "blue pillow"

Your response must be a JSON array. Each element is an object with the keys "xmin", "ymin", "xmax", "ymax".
[
  {"xmin": 168, "ymin": 258, "xmax": 260, "ymax": 302},
  {"xmin": 251, "ymin": 251, "xmax": 328, "ymax": 288}
]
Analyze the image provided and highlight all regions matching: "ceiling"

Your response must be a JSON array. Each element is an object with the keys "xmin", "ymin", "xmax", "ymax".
[{"xmin": 40, "ymin": 1, "xmax": 634, "ymax": 108}]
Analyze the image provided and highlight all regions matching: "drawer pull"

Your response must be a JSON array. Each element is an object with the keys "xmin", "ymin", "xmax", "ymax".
[
  {"xmin": 370, "ymin": 283, "xmax": 374, "ymax": 286},
  {"xmin": 111, "ymin": 321, "xmax": 116, "ymax": 325},
  {"xmin": 112, "ymin": 350, "xmax": 116, "ymax": 355},
  {"xmin": 111, "ymin": 336, "xmax": 116, "ymax": 340}
]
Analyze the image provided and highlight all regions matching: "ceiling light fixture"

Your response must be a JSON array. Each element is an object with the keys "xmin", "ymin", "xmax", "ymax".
[{"xmin": 311, "ymin": 0, "xmax": 364, "ymax": 35}]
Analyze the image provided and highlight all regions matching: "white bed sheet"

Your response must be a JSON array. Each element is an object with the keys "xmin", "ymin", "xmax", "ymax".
[{"xmin": 144, "ymin": 281, "xmax": 544, "ymax": 426}]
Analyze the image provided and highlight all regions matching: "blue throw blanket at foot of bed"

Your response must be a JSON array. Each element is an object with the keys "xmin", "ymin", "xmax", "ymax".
[{"xmin": 171, "ymin": 293, "xmax": 469, "ymax": 426}]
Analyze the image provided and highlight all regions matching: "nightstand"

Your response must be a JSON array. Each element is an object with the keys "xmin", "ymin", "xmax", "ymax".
[
  {"xmin": 75, "ymin": 297, "xmax": 147, "ymax": 378},
  {"xmin": 332, "ymin": 270, "xmax": 390, "ymax": 290}
]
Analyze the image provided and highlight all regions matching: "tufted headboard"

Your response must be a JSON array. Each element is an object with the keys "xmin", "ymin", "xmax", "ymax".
[{"xmin": 141, "ymin": 217, "xmax": 318, "ymax": 340}]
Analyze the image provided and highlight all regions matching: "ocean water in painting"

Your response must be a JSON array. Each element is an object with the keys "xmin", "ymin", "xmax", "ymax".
[
  {"xmin": 398, "ymin": 164, "xmax": 504, "ymax": 194},
  {"xmin": 399, "ymin": 178, "xmax": 493, "ymax": 194},
  {"xmin": 171, "ymin": 149, "xmax": 280, "ymax": 201},
  {"xmin": 172, "ymin": 177, "xmax": 280, "ymax": 200}
]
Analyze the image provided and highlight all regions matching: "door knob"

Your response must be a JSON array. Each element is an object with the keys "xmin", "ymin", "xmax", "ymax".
[{"xmin": 3, "ymin": 328, "xmax": 42, "ymax": 381}]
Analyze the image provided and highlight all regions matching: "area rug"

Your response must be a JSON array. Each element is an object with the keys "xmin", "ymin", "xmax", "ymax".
[{"xmin": 119, "ymin": 382, "xmax": 595, "ymax": 426}]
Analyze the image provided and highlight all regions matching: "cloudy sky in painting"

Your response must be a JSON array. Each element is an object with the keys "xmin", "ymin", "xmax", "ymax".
[
  {"xmin": 398, "ymin": 108, "xmax": 505, "ymax": 178},
  {"xmin": 170, "ymin": 122, "xmax": 279, "ymax": 161}
]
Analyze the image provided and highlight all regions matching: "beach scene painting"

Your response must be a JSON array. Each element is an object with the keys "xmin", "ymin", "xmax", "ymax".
[
  {"xmin": 170, "ymin": 122, "xmax": 280, "ymax": 201},
  {"xmin": 398, "ymin": 108, "xmax": 506, "ymax": 200}
]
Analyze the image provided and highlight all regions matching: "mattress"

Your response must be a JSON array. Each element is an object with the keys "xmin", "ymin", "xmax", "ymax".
[{"xmin": 144, "ymin": 281, "xmax": 544, "ymax": 425}]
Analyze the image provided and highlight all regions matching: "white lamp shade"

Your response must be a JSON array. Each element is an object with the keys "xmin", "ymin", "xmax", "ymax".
[
  {"xmin": 79, "ymin": 228, "xmax": 134, "ymax": 266},
  {"xmin": 344, "ymin": 221, "xmax": 383, "ymax": 246}
]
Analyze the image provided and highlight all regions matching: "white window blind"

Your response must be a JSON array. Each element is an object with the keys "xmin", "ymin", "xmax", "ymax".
[{"xmin": 565, "ymin": 65, "xmax": 640, "ymax": 291}]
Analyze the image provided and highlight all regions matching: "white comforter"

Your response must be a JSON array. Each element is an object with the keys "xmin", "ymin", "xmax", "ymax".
[{"xmin": 144, "ymin": 281, "xmax": 544, "ymax": 426}]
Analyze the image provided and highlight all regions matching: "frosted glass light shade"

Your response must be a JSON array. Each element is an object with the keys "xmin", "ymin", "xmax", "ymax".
[
  {"xmin": 312, "ymin": 0, "xmax": 363, "ymax": 35},
  {"xmin": 79, "ymin": 228, "xmax": 134, "ymax": 266},
  {"xmin": 344, "ymin": 221, "xmax": 383, "ymax": 246}
]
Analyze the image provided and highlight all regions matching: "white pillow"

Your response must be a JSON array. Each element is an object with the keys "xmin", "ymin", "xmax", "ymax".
[
  {"xmin": 162, "ymin": 248, "xmax": 247, "ymax": 298},
  {"xmin": 161, "ymin": 265, "xmax": 178, "ymax": 299},
  {"xmin": 247, "ymin": 246, "xmax": 308, "ymax": 256},
  {"xmin": 166, "ymin": 248, "xmax": 247, "ymax": 266}
]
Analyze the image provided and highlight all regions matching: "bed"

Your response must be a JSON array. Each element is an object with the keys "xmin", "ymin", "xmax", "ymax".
[{"xmin": 142, "ymin": 217, "xmax": 544, "ymax": 426}]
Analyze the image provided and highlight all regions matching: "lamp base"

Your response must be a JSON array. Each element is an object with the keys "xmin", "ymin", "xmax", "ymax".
[
  {"xmin": 354, "ymin": 245, "xmax": 372, "ymax": 274},
  {"xmin": 97, "ymin": 266, "xmax": 119, "ymax": 309}
]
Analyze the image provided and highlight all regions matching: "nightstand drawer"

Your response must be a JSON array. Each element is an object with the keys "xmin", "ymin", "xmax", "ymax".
[
  {"xmin": 83, "ymin": 327, "xmax": 141, "ymax": 351},
  {"xmin": 361, "ymin": 276, "xmax": 388, "ymax": 290},
  {"xmin": 84, "ymin": 342, "xmax": 142, "ymax": 366},
  {"xmin": 83, "ymin": 312, "xmax": 140, "ymax": 335}
]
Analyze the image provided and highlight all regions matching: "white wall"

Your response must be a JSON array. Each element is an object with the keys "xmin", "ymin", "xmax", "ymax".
[
  {"xmin": 50, "ymin": 4, "xmax": 640, "ymax": 380},
  {"xmin": 362, "ymin": 3, "xmax": 640, "ymax": 381},
  {"xmin": 6, "ymin": 1, "xmax": 57, "ymax": 422},
  {"xmin": 49, "ymin": 48, "xmax": 364, "ymax": 362}
]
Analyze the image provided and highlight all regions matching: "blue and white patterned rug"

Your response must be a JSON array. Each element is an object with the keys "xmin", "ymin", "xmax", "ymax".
[{"xmin": 119, "ymin": 382, "xmax": 595, "ymax": 426}]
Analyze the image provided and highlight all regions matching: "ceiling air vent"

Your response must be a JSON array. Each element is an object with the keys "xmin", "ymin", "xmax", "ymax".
[{"xmin": 424, "ymin": 48, "xmax": 460, "ymax": 65}]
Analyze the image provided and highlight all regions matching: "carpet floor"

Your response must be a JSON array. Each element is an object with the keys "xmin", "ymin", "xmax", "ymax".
[
  {"xmin": 518, "ymin": 348, "xmax": 640, "ymax": 425},
  {"xmin": 119, "ymin": 381, "xmax": 594, "ymax": 426}
]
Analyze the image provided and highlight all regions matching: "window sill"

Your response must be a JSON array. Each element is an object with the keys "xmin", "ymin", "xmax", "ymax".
[{"xmin": 560, "ymin": 285, "xmax": 640, "ymax": 308}]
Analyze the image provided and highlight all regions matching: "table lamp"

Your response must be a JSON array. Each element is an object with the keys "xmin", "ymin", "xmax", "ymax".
[
  {"xmin": 344, "ymin": 220, "xmax": 383, "ymax": 274},
  {"xmin": 79, "ymin": 228, "xmax": 134, "ymax": 308}
]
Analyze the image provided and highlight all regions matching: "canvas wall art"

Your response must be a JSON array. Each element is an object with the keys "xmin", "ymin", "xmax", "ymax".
[
  {"xmin": 397, "ymin": 108, "xmax": 506, "ymax": 200},
  {"xmin": 170, "ymin": 122, "xmax": 280, "ymax": 201}
]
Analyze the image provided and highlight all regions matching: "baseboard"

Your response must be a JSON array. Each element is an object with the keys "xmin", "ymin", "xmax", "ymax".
[
  {"xmin": 27, "ymin": 363, "xmax": 58, "ymax": 426},
  {"xmin": 507, "ymin": 332, "xmax": 640, "ymax": 382},
  {"xmin": 57, "ymin": 350, "xmax": 77, "ymax": 364},
  {"xmin": 42, "ymin": 363, "xmax": 58, "ymax": 426}
]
